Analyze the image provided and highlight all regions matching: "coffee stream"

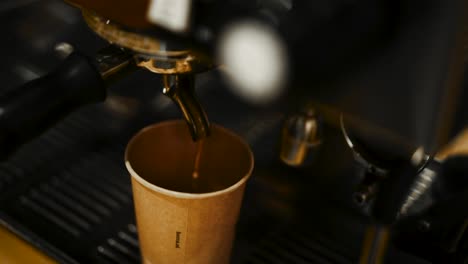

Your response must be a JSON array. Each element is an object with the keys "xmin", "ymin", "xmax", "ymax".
[{"xmin": 191, "ymin": 139, "xmax": 204, "ymax": 192}]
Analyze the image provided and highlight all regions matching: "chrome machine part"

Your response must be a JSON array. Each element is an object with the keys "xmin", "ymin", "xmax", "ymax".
[
  {"xmin": 399, "ymin": 162, "xmax": 437, "ymax": 216},
  {"xmin": 340, "ymin": 114, "xmax": 388, "ymax": 177},
  {"xmin": 340, "ymin": 114, "xmax": 434, "ymax": 209},
  {"xmin": 162, "ymin": 74, "xmax": 210, "ymax": 141},
  {"xmin": 280, "ymin": 107, "xmax": 321, "ymax": 167},
  {"xmin": 82, "ymin": 9, "xmax": 214, "ymax": 74},
  {"xmin": 95, "ymin": 45, "xmax": 138, "ymax": 83}
]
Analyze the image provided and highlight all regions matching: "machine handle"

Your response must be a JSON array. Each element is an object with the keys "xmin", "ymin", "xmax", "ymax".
[{"xmin": 0, "ymin": 52, "xmax": 106, "ymax": 160}]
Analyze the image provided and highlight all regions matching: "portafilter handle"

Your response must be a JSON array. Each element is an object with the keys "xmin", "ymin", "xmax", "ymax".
[{"xmin": 0, "ymin": 46, "xmax": 137, "ymax": 160}]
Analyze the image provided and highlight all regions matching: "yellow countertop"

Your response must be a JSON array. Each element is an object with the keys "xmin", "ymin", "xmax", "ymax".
[{"xmin": 0, "ymin": 226, "xmax": 55, "ymax": 264}]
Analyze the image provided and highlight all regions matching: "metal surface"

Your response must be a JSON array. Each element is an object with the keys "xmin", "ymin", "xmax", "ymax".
[
  {"xmin": 82, "ymin": 9, "xmax": 213, "ymax": 74},
  {"xmin": 399, "ymin": 164, "xmax": 437, "ymax": 216},
  {"xmin": 340, "ymin": 115, "xmax": 388, "ymax": 177},
  {"xmin": 280, "ymin": 108, "xmax": 321, "ymax": 167},
  {"xmin": 359, "ymin": 226, "xmax": 390, "ymax": 264},
  {"xmin": 64, "ymin": 0, "xmax": 152, "ymax": 28},
  {"xmin": 81, "ymin": 9, "xmax": 183, "ymax": 57},
  {"xmin": 162, "ymin": 74, "xmax": 210, "ymax": 141},
  {"xmin": 95, "ymin": 45, "xmax": 137, "ymax": 82}
]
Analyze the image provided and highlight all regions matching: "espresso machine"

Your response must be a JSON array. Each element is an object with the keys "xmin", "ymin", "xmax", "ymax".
[{"xmin": 0, "ymin": 0, "xmax": 467, "ymax": 263}]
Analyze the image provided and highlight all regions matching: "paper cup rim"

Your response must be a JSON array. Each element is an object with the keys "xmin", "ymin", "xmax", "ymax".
[{"xmin": 125, "ymin": 120, "xmax": 254, "ymax": 199}]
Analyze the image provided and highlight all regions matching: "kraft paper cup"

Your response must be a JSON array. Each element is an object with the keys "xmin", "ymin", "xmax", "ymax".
[{"xmin": 125, "ymin": 120, "xmax": 254, "ymax": 264}]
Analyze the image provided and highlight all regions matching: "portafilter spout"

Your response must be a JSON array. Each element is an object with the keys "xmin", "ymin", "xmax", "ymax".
[{"xmin": 162, "ymin": 74, "xmax": 210, "ymax": 141}]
